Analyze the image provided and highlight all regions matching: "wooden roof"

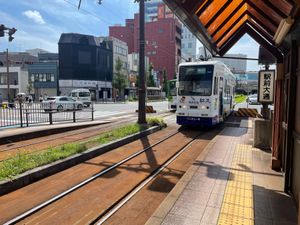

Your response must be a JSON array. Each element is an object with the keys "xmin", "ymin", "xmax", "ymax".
[{"xmin": 164, "ymin": 0, "xmax": 300, "ymax": 60}]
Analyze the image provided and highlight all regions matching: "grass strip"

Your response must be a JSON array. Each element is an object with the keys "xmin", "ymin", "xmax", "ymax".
[
  {"xmin": 234, "ymin": 95, "xmax": 247, "ymax": 104},
  {"xmin": 0, "ymin": 117, "xmax": 166, "ymax": 181}
]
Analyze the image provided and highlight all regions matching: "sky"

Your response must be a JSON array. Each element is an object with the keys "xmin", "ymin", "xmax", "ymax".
[{"xmin": 0, "ymin": 0, "xmax": 262, "ymax": 71}]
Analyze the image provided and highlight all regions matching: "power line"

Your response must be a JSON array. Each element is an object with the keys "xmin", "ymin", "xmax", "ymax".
[{"xmin": 62, "ymin": 0, "xmax": 112, "ymax": 25}]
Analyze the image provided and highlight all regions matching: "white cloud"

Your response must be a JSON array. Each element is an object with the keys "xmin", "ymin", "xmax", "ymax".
[{"xmin": 23, "ymin": 10, "xmax": 45, "ymax": 24}]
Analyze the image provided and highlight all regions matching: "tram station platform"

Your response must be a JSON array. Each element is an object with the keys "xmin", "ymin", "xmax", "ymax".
[{"xmin": 146, "ymin": 119, "xmax": 298, "ymax": 225}]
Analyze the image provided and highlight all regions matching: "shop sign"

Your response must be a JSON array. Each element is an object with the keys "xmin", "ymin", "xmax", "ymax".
[{"xmin": 258, "ymin": 70, "xmax": 275, "ymax": 103}]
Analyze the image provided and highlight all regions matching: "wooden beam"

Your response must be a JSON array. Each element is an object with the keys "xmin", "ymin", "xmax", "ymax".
[
  {"xmin": 219, "ymin": 23, "xmax": 283, "ymax": 63},
  {"xmin": 245, "ymin": 23, "xmax": 283, "ymax": 62},
  {"xmin": 215, "ymin": 11, "xmax": 247, "ymax": 44},
  {"xmin": 196, "ymin": 0, "xmax": 213, "ymax": 17},
  {"xmin": 211, "ymin": 0, "xmax": 245, "ymax": 38},
  {"xmin": 246, "ymin": 0, "xmax": 279, "ymax": 27},
  {"xmin": 218, "ymin": 22, "xmax": 248, "ymax": 56},
  {"xmin": 205, "ymin": 0, "xmax": 232, "ymax": 28},
  {"xmin": 247, "ymin": 10, "xmax": 276, "ymax": 36},
  {"xmin": 263, "ymin": 0, "xmax": 289, "ymax": 18}
]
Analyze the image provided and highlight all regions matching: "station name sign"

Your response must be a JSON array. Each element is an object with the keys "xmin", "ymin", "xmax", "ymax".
[{"xmin": 258, "ymin": 70, "xmax": 275, "ymax": 103}]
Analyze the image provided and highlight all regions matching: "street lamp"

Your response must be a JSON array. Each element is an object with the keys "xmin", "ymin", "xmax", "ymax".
[{"xmin": 0, "ymin": 24, "xmax": 17, "ymax": 103}]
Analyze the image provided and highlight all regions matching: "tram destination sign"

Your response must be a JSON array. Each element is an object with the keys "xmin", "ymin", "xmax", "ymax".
[{"xmin": 258, "ymin": 70, "xmax": 275, "ymax": 103}]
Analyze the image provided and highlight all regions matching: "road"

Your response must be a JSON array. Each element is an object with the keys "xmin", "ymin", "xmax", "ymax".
[
  {"xmin": 0, "ymin": 101, "xmax": 170, "ymax": 129},
  {"xmin": 93, "ymin": 101, "xmax": 169, "ymax": 118}
]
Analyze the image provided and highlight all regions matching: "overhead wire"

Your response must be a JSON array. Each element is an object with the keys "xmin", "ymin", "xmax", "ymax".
[{"xmin": 62, "ymin": 0, "xmax": 113, "ymax": 25}]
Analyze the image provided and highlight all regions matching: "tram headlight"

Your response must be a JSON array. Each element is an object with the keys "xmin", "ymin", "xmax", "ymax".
[
  {"xmin": 182, "ymin": 105, "xmax": 187, "ymax": 109},
  {"xmin": 201, "ymin": 105, "xmax": 206, "ymax": 110}
]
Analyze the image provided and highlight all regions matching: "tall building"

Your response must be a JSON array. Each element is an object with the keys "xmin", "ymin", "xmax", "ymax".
[
  {"xmin": 58, "ymin": 33, "xmax": 113, "ymax": 100},
  {"xmin": 181, "ymin": 26, "xmax": 197, "ymax": 61},
  {"xmin": 109, "ymin": 12, "xmax": 181, "ymax": 81},
  {"xmin": 145, "ymin": 0, "xmax": 197, "ymax": 61},
  {"xmin": 99, "ymin": 36, "xmax": 129, "ymax": 77}
]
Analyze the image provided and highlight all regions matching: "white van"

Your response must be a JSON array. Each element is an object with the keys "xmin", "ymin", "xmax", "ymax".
[{"xmin": 70, "ymin": 89, "xmax": 91, "ymax": 107}]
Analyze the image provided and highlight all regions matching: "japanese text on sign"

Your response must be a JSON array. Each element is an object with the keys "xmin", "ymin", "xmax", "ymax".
[{"xmin": 258, "ymin": 70, "xmax": 275, "ymax": 103}]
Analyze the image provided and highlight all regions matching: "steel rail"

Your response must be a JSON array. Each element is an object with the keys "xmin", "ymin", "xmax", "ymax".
[
  {"xmin": 93, "ymin": 134, "xmax": 200, "ymax": 225},
  {"xmin": 3, "ymin": 129, "xmax": 180, "ymax": 225}
]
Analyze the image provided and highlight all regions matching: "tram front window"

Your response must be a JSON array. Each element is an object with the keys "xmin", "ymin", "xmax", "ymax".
[{"xmin": 178, "ymin": 65, "xmax": 214, "ymax": 96}]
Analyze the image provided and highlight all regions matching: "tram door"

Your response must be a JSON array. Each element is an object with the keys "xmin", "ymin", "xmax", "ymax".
[{"xmin": 219, "ymin": 77, "xmax": 224, "ymax": 117}]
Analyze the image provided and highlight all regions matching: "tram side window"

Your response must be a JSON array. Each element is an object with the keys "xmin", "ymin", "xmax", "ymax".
[{"xmin": 213, "ymin": 77, "xmax": 218, "ymax": 95}]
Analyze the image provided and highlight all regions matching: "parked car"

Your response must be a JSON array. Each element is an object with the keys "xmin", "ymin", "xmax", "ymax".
[
  {"xmin": 247, "ymin": 94, "xmax": 259, "ymax": 105},
  {"xmin": 42, "ymin": 96, "xmax": 84, "ymax": 111},
  {"xmin": 70, "ymin": 89, "xmax": 91, "ymax": 107}
]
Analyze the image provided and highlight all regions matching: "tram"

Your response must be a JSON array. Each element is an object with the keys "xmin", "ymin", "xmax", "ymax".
[
  {"xmin": 176, "ymin": 61, "xmax": 236, "ymax": 126},
  {"xmin": 147, "ymin": 87, "xmax": 162, "ymax": 100}
]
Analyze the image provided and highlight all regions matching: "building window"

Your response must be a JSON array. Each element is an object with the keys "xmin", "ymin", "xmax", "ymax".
[
  {"xmin": 0, "ymin": 74, "xmax": 7, "ymax": 84},
  {"xmin": 188, "ymin": 43, "xmax": 192, "ymax": 48},
  {"xmin": 46, "ymin": 74, "xmax": 51, "ymax": 82},
  {"xmin": 158, "ymin": 28, "xmax": 164, "ymax": 33}
]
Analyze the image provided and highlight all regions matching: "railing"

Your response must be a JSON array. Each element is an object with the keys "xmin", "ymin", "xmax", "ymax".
[{"xmin": 0, "ymin": 102, "xmax": 94, "ymax": 128}]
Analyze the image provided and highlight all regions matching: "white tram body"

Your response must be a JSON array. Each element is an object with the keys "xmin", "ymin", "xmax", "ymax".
[{"xmin": 176, "ymin": 61, "xmax": 236, "ymax": 126}]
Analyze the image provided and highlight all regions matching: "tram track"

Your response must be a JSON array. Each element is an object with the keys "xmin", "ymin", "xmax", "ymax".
[
  {"xmin": 2, "ymin": 127, "xmax": 202, "ymax": 225},
  {"xmin": 93, "ymin": 134, "xmax": 199, "ymax": 225},
  {"xmin": 0, "ymin": 112, "xmax": 172, "ymax": 162}
]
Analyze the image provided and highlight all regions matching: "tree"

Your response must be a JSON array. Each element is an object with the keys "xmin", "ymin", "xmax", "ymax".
[
  {"xmin": 162, "ymin": 69, "xmax": 169, "ymax": 97},
  {"xmin": 112, "ymin": 57, "xmax": 128, "ymax": 100},
  {"xmin": 173, "ymin": 73, "xmax": 177, "ymax": 79},
  {"xmin": 27, "ymin": 83, "xmax": 33, "ymax": 94},
  {"xmin": 147, "ymin": 63, "xmax": 155, "ymax": 87}
]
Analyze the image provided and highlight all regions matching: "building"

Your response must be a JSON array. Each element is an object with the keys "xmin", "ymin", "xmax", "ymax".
[
  {"xmin": 26, "ymin": 48, "xmax": 49, "ymax": 57},
  {"xmin": 0, "ymin": 52, "xmax": 38, "ymax": 101},
  {"xmin": 58, "ymin": 33, "xmax": 113, "ymax": 101},
  {"xmin": 181, "ymin": 26, "xmax": 197, "ymax": 61},
  {"xmin": 198, "ymin": 47, "xmax": 247, "ymax": 73},
  {"xmin": 145, "ymin": 0, "xmax": 197, "ymax": 61},
  {"xmin": 100, "ymin": 37, "xmax": 129, "ymax": 78},
  {"xmin": 128, "ymin": 53, "xmax": 150, "ymax": 87},
  {"xmin": 0, "ymin": 66, "xmax": 29, "ymax": 101},
  {"xmin": 109, "ymin": 21, "xmax": 135, "ymax": 54},
  {"xmin": 0, "ymin": 52, "xmax": 38, "ymax": 67},
  {"xmin": 38, "ymin": 53, "xmax": 59, "ymax": 62},
  {"xmin": 109, "ymin": 12, "xmax": 181, "ymax": 81},
  {"xmin": 27, "ymin": 62, "xmax": 59, "ymax": 99},
  {"xmin": 235, "ymin": 71, "xmax": 258, "ymax": 94},
  {"xmin": 214, "ymin": 53, "xmax": 247, "ymax": 73}
]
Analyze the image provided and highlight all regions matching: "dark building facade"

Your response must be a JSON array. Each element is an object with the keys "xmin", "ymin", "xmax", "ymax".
[
  {"xmin": 109, "ymin": 12, "xmax": 181, "ymax": 81},
  {"xmin": 27, "ymin": 62, "xmax": 59, "ymax": 98},
  {"xmin": 58, "ymin": 33, "xmax": 113, "ymax": 100}
]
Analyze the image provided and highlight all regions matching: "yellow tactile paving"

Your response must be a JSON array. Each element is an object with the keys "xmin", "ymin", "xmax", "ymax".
[{"xmin": 217, "ymin": 144, "xmax": 254, "ymax": 225}]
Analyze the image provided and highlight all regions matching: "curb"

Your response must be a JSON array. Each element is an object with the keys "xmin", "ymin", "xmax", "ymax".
[
  {"xmin": 0, "ymin": 121, "xmax": 109, "ymax": 145},
  {"xmin": 0, "ymin": 125, "xmax": 162, "ymax": 195}
]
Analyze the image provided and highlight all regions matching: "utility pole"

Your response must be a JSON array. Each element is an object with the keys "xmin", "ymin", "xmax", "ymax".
[
  {"xmin": 6, "ymin": 49, "xmax": 10, "ymax": 103},
  {"xmin": 0, "ymin": 25, "xmax": 17, "ymax": 103},
  {"xmin": 137, "ymin": 0, "xmax": 146, "ymax": 124}
]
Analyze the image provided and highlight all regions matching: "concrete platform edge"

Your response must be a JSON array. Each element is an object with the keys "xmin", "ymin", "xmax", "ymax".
[
  {"xmin": 0, "ymin": 125, "xmax": 163, "ymax": 196},
  {"xmin": 145, "ymin": 128, "xmax": 224, "ymax": 225}
]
